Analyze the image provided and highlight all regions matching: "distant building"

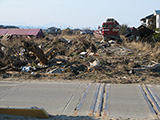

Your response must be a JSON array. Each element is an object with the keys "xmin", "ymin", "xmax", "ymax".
[
  {"xmin": 0, "ymin": 29, "xmax": 45, "ymax": 38},
  {"xmin": 141, "ymin": 10, "xmax": 160, "ymax": 29}
]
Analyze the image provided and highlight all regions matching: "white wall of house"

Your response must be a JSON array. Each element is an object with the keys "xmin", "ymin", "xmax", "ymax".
[
  {"xmin": 146, "ymin": 19, "xmax": 149, "ymax": 27},
  {"xmin": 141, "ymin": 21, "xmax": 146, "ymax": 26},
  {"xmin": 156, "ymin": 14, "xmax": 160, "ymax": 29}
]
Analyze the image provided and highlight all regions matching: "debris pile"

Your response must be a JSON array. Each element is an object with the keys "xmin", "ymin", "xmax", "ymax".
[
  {"xmin": 125, "ymin": 25, "xmax": 157, "ymax": 42},
  {"xmin": 0, "ymin": 34, "xmax": 160, "ymax": 84}
]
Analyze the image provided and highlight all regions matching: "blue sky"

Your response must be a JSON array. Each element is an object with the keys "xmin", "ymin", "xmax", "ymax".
[{"xmin": 0, "ymin": 0, "xmax": 160, "ymax": 29}]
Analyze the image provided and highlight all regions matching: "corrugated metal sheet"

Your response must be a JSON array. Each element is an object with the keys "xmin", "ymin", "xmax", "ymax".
[
  {"xmin": 7, "ymin": 29, "xmax": 19, "ymax": 35},
  {"xmin": 0, "ymin": 29, "xmax": 44, "ymax": 38},
  {"xmin": 17, "ymin": 29, "xmax": 30, "ymax": 35},
  {"xmin": 27, "ymin": 29, "xmax": 40, "ymax": 35},
  {"xmin": 0, "ymin": 29, "xmax": 9, "ymax": 35}
]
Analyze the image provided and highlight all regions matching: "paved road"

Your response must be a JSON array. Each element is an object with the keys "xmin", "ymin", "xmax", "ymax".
[{"xmin": 0, "ymin": 81, "xmax": 159, "ymax": 119}]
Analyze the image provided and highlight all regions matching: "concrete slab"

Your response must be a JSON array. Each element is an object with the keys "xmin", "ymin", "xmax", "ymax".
[
  {"xmin": 0, "ymin": 81, "xmax": 88, "ymax": 115},
  {"xmin": 148, "ymin": 85, "xmax": 160, "ymax": 102},
  {"xmin": 0, "ymin": 81, "xmax": 159, "ymax": 119},
  {"xmin": 147, "ymin": 85, "xmax": 160, "ymax": 112},
  {"xmin": 77, "ymin": 83, "xmax": 98, "ymax": 116},
  {"xmin": 107, "ymin": 84, "xmax": 155, "ymax": 119},
  {"xmin": 62, "ymin": 83, "xmax": 88, "ymax": 115},
  {"xmin": 0, "ymin": 81, "xmax": 24, "ymax": 99}
]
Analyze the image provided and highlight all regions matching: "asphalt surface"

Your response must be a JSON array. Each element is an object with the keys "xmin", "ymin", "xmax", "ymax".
[{"xmin": 0, "ymin": 81, "xmax": 159, "ymax": 119}]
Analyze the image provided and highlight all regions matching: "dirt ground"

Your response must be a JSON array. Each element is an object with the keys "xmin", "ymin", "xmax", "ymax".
[{"xmin": 0, "ymin": 34, "xmax": 160, "ymax": 84}]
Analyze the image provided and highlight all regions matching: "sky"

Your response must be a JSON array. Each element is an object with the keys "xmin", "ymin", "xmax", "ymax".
[{"xmin": 0, "ymin": 0, "xmax": 160, "ymax": 29}]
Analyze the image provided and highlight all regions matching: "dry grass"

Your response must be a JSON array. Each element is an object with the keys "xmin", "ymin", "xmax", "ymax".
[{"xmin": 124, "ymin": 40, "xmax": 160, "ymax": 62}]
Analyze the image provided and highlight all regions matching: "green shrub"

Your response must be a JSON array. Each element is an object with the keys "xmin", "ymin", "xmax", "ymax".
[
  {"xmin": 120, "ymin": 24, "xmax": 130, "ymax": 35},
  {"xmin": 153, "ymin": 29, "xmax": 160, "ymax": 42}
]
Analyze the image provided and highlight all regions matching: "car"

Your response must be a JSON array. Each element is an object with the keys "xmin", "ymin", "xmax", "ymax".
[
  {"xmin": 80, "ymin": 30, "xmax": 93, "ymax": 35},
  {"xmin": 46, "ymin": 27, "xmax": 61, "ymax": 35}
]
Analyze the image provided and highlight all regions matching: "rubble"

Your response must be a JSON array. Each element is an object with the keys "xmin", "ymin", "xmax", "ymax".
[
  {"xmin": 88, "ymin": 59, "xmax": 100, "ymax": 71},
  {"xmin": 48, "ymin": 67, "xmax": 64, "ymax": 74},
  {"xmin": 0, "ymin": 33, "xmax": 160, "ymax": 84},
  {"xmin": 130, "ymin": 61, "xmax": 160, "ymax": 73},
  {"xmin": 125, "ymin": 25, "xmax": 155, "ymax": 42},
  {"xmin": 22, "ymin": 41, "xmax": 48, "ymax": 65},
  {"xmin": 21, "ymin": 66, "xmax": 31, "ymax": 72}
]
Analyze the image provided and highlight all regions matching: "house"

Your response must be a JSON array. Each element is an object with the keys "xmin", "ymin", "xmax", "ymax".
[
  {"xmin": 0, "ymin": 29, "xmax": 45, "ymax": 38},
  {"xmin": 140, "ymin": 10, "xmax": 160, "ymax": 29},
  {"xmin": 154, "ymin": 10, "xmax": 160, "ymax": 29}
]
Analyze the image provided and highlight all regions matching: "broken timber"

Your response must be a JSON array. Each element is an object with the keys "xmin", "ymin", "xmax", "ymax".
[{"xmin": 22, "ymin": 41, "xmax": 48, "ymax": 65}]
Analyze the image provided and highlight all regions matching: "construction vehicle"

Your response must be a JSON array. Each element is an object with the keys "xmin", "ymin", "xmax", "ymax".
[{"xmin": 94, "ymin": 18, "xmax": 122, "ymax": 42}]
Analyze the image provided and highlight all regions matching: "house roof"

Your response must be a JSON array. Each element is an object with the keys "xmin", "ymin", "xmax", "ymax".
[
  {"xmin": 140, "ymin": 14, "xmax": 154, "ymax": 21},
  {"xmin": 155, "ymin": 10, "xmax": 160, "ymax": 15},
  {"xmin": 0, "ymin": 29, "xmax": 8, "ymax": 34},
  {"xmin": 28, "ymin": 29, "xmax": 41, "ymax": 35},
  {"xmin": 0, "ymin": 29, "xmax": 41, "ymax": 36}
]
